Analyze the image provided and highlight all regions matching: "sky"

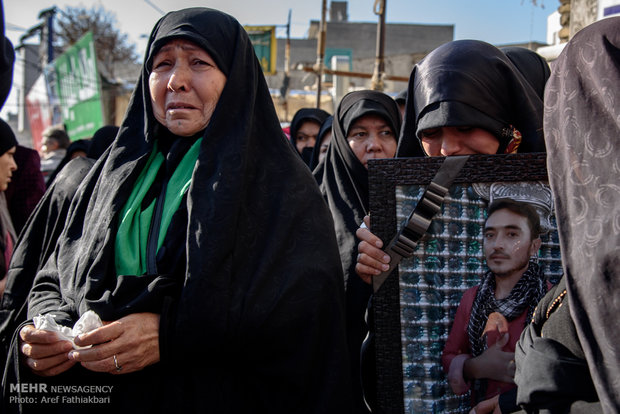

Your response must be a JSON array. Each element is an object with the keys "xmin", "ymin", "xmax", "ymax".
[
  {"xmin": 2, "ymin": 0, "xmax": 559, "ymax": 116},
  {"xmin": 5, "ymin": 0, "xmax": 558, "ymax": 56}
]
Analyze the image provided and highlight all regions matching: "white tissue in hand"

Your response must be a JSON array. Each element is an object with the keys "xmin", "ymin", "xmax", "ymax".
[
  {"xmin": 72, "ymin": 311, "xmax": 103, "ymax": 337},
  {"xmin": 33, "ymin": 310, "xmax": 103, "ymax": 349}
]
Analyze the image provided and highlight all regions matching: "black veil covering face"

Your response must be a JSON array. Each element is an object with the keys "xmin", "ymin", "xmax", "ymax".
[
  {"xmin": 4, "ymin": 8, "xmax": 351, "ymax": 413},
  {"xmin": 543, "ymin": 17, "xmax": 620, "ymax": 413},
  {"xmin": 314, "ymin": 90, "xmax": 401, "ymax": 413},
  {"xmin": 396, "ymin": 40, "xmax": 545, "ymax": 157},
  {"xmin": 289, "ymin": 108, "xmax": 330, "ymax": 165}
]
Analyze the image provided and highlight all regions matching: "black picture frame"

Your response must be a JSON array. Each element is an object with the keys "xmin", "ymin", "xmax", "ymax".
[{"xmin": 367, "ymin": 153, "xmax": 562, "ymax": 414}]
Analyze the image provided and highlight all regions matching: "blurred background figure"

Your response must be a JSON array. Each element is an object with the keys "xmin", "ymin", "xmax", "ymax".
[
  {"xmin": 39, "ymin": 125, "xmax": 71, "ymax": 183},
  {"xmin": 3, "ymin": 145, "xmax": 45, "ymax": 235},
  {"xmin": 309, "ymin": 115, "xmax": 333, "ymax": 171},
  {"xmin": 45, "ymin": 138, "xmax": 91, "ymax": 187},
  {"xmin": 0, "ymin": 119, "xmax": 18, "ymax": 297},
  {"xmin": 289, "ymin": 107, "xmax": 330, "ymax": 167},
  {"xmin": 394, "ymin": 88, "xmax": 407, "ymax": 120}
]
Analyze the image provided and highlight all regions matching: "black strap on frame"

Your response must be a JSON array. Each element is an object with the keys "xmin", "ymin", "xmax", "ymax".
[{"xmin": 372, "ymin": 155, "xmax": 470, "ymax": 292}]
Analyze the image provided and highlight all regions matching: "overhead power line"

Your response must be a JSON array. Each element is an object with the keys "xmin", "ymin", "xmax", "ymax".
[{"xmin": 144, "ymin": 0, "xmax": 165, "ymax": 16}]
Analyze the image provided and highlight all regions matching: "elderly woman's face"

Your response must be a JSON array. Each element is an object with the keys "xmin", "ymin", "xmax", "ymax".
[
  {"xmin": 347, "ymin": 114, "xmax": 397, "ymax": 169},
  {"xmin": 149, "ymin": 39, "xmax": 227, "ymax": 136}
]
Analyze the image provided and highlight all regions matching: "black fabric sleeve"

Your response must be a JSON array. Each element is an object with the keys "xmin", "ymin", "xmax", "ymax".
[
  {"xmin": 515, "ymin": 278, "xmax": 599, "ymax": 413},
  {"xmin": 27, "ymin": 250, "xmax": 74, "ymax": 327},
  {"xmin": 158, "ymin": 295, "xmax": 177, "ymax": 365}
]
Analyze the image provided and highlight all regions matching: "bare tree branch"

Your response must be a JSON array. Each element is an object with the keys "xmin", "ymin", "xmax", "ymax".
[
  {"xmin": 55, "ymin": 5, "xmax": 138, "ymax": 78},
  {"xmin": 522, "ymin": 0, "xmax": 546, "ymax": 8}
]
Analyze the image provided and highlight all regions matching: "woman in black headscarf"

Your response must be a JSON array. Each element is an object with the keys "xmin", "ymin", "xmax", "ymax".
[
  {"xmin": 501, "ymin": 46, "xmax": 551, "ymax": 101},
  {"xmin": 45, "ymin": 139, "xmax": 91, "ymax": 187},
  {"xmin": 509, "ymin": 17, "xmax": 620, "ymax": 414},
  {"xmin": 356, "ymin": 40, "xmax": 546, "ymax": 282},
  {"xmin": 0, "ymin": 119, "xmax": 16, "ymax": 295},
  {"xmin": 86, "ymin": 125, "xmax": 119, "ymax": 159},
  {"xmin": 0, "ymin": 125, "xmax": 116, "ymax": 374},
  {"xmin": 396, "ymin": 39, "xmax": 545, "ymax": 158},
  {"xmin": 289, "ymin": 107, "xmax": 330, "ymax": 166},
  {"xmin": 314, "ymin": 90, "xmax": 401, "ymax": 414},
  {"xmin": 8, "ymin": 8, "xmax": 351, "ymax": 414},
  {"xmin": 309, "ymin": 115, "xmax": 333, "ymax": 171}
]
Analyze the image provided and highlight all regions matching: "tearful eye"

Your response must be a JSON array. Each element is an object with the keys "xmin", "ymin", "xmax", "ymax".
[
  {"xmin": 153, "ymin": 61, "xmax": 169, "ymax": 69},
  {"xmin": 420, "ymin": 128, "xmax": 440, "ymax": 139}
]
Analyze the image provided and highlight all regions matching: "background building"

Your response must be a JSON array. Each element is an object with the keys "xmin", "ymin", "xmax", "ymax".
[
  {"xmin": 8, "ymin": 0, "xmax": 619, "ymax": 144},
  {"xmin": 266, "ymin": 1, "xmax": 453, "ymax": 119}
]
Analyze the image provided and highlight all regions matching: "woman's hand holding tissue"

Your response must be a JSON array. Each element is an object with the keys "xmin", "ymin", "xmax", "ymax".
[
  {"xmin": 69, "ymin": 312, "xmax": 160, "ymax": 375},
  {"xmin": 19, "ymin": 325, "xmax": 77, "ymax": 376}
]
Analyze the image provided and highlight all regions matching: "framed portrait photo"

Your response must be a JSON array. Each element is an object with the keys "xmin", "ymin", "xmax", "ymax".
[{"xmin": 367, "ymin": 153, "xmax": 562, "ymax": 414}]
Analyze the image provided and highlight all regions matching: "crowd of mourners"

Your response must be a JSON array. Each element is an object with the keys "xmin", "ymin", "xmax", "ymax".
[{"xmin": 0, "ymin": 2, "xmax": 618, "ymax": 414}]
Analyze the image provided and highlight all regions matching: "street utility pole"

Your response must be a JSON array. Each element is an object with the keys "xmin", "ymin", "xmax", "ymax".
[
  {"xmin": 315, "ymin": 0, "xmax": 327, "ymax": 109},
  {"xmin": 38, "ymin": 7, "xmax": 57, "ymax": 63},
  {"xmin": 370, "ymin": 0, "xmax": 386, "ymax": 91},
  {"xmin": 283, "ymin": 9, "xmax": 292, "ymax": 121}
]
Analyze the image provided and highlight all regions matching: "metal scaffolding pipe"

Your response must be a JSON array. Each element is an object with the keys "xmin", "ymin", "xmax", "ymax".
[
  {"xmin": 315, "ymin": 0, "xmax": 327, "ymax": 108},
  {"xmin": 371, "ymin": 0, "xmax": 386, "ymax": 91}
]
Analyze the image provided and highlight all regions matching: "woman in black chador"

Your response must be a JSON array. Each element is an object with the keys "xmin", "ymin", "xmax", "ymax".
[
  {"xmin": 289, "ymin": 107, "xmax": 330, "ymax": 166},
  {"xmin": 396, "ymin": 39, "xmax": 545, "ymax": 158},
  {"xmin": 356, "ymin": 39, "xmax": 546, "ymax": 283},
  {"xmin": 511, "ymin": 16, "xmax": 620, "ymax": 414},
  {"xmin": 314, "ymin": 90, "xmax": 401, "ymax": 413},
  {"xmin": 5, "ymin": 8, "xmax": 352, "ymax": 414},
  {"xmin": 0, "ymin": 125, "xmax": 117, "ymax": 372},
  {"xmin": 309, "ymin": 115, "xmax": 333, "ymax": 171}
]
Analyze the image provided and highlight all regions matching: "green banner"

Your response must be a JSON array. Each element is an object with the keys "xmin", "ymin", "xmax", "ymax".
[
  {"xmin": 53, "ymin": 31, "xmax": 103, "ymax": 139},
  {"xmin": 245, "ymin": 26, "xmax": 277, "ymax": 75}
]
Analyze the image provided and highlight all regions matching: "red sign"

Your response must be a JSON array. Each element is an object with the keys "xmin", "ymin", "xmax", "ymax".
[{"xmin": 24, "ymin": 74, "xmax": 53, "ymax": 153}]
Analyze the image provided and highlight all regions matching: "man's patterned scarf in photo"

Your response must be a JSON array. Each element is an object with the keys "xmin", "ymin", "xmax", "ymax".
[{"xmin": 466, "ymin": 260, "xmax": 546, "ymax": 401}]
